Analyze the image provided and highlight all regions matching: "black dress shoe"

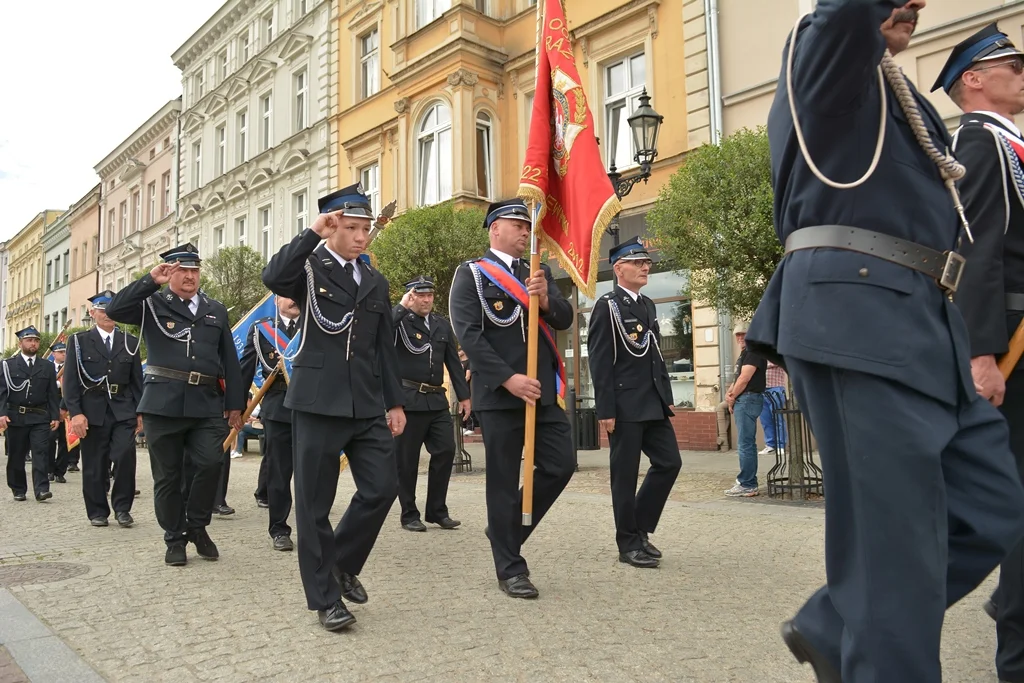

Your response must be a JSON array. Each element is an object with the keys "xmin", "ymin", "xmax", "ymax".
[
  {"xmin": 13, "ymin": 493, "xmax": 26, "ymax": 501},
  {"xmin": 985, "ymin": 598, "xmax": 998, "ymax": 622},
  {"xmin": 213, "ymin": 504, "xmax": 235, "ymax": 516},
  {"xmin": 35, "ymin": 491, "xmax": 53, "ymax": 502},
  {"xmin": 638, "ymin": 531, "xmax": 662, "ymax": 559},
  {"xmin": 499, "ymin": 573, "xmax": 539, "ymax": 599},
  {"xmin": 66, "ymin": 464, "xmax": 79, "ymax": 472},
  {"xmin": 187, "ymin": 528, "xmax": 219, "ymax": 560},
  {"xmin": 90, "ymin": 517, "xmax": 109, "ymax": 527},
  {"xmin": 781, "ymin": 620, "xmax": 841, "ymax": 683},
  {"xmin": 255, "ymin": 497, "xmax": 269, "ymax": 509},
  {"xmin": 318, "ymin": 601, "xmax": 356, "ymax": 632},
  {"xmin": 47, "ymin": 473, "xmax": 55, "ymax": 482},
  {"xmin": 165, "ymin": 543, "xmax": 187, "ymax": 566},
  {"xmin": 115, "ymin": 512, "xmax": 134, "ymax": 528},
  {"xmin": 134, "ymin": 489, "xmax": 140, "ymax": 497},
  {"xmin": 333, "ymin": 570, "xmax": 368, "ymax": 604},
  {"xmin": 429, "ymin": 517, "xmax": 461, "ymax": 529},
  {"xmin": 402, "ymin": 519, "xmax": 427, "ymax": 532},
  {"xmin": 54, "ymin": 475, "xmax": 66, "ymax": 484},
  {"xmin": 619, "ymin": 549, "xmax": 659, "ymax": 568},
  {"xmin": 272, "ymin": 535, "xmax": 294, "ymax": 551}
]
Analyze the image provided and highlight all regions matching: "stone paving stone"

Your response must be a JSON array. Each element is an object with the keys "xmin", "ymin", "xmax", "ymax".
[
  {"xmin": 0, "ymin": 646, "xmax": 29, "ymax": 683},
  {"xmin": 0, "ymin": 450, "xmax": 1004, "ymax": 682}
]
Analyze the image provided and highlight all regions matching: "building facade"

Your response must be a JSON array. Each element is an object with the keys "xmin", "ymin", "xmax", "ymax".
[
  {"xmin": 332, "ymin": 0, "xmax": 722, "ymax": 448},
  {"xmin": 5, "ymin": 211, "xmax": 62, "ymax": 350},
  {"xmin": 0, "ymin": 243, "xmax": 9, "ymax": 349},
  {"xmin": 41, "ymin": 210, "xmax": 72, "ymax": 337},
  {"xmin": 172, "ymin": 0, "xmax": 331, "ymax": 265},
  {"xmin": 67, "ymin": 185, "xmax": 102, "ymax": 327},
  {"xmin": 95, "ymin": 100, "xmax": 181, "ymax": 295}
]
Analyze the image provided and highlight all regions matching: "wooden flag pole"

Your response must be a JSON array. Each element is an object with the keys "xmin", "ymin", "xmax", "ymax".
[
  {"xmin": 222, "ymin": 365, "xmax": 281, "ymax": 453},
  {"xmin": 523, "ymin": 202, "xmax": 542, "ymax": 526},
  {"xmin": 1000, "ymin": 318, "xmax": 1024, "ymax": 380}
]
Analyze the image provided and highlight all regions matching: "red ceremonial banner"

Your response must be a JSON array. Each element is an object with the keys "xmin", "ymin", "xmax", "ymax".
[
  {"xmin": 518, "ymin": 0, "xmax": 621, "ymax": 298},
  {"xmin": 65, "ymin": 416, "xmax": 80, "ymax": 451}
]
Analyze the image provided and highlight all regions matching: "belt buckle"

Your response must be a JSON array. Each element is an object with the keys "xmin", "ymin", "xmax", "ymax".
[
  {"xmin": 938, "ymin": 251, "xmax": 966, "ymax": 294},
  {"xmin": 187, "ymin": 371, "xmax": 202, "ymax": 386},
  {"xmin": 109, "ymin": 384, "xmax": 119, "ymax": 394},
  {"xmin": 418, "ymin": 383, "xmax": 428, "ymax": 394},
  {"xmin": 17, "ymin": 406, "xmax": 25, "ymax": 414}
]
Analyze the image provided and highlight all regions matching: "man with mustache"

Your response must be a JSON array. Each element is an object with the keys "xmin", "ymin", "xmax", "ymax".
[
  {"xmin": 745, "ymin": 2, "xmax": 1024, "ymax": 681},
  {"xmin": 936, "ymin": 24, "xmax": 1024, "ymax": 683}
]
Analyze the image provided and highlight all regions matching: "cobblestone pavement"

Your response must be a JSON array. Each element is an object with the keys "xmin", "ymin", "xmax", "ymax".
[{"xmin": 0, "ymin": 448, "xmax": 1003, "ymax": 682}]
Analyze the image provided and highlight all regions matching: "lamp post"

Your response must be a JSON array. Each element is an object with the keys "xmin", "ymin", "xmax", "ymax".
[
  {"xmin": 82, "ymin": 311, "xmax": 93, "ymax": 328},
  {"xmin": 606, "ymin": 88, "xmax": 664, "ymax": 246}
]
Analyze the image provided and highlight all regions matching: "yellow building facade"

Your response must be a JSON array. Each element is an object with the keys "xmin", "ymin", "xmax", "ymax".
[
  {"xmin": 331, "ymin": 0, "xmax": 722, "ymax": 448},
  {"xmin": 6, "ymin": 211, "xmax": 61, "ymax": 350}
]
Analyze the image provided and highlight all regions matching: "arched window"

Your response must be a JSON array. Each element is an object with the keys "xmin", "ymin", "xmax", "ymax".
[
  {"xmin": 417, "ymin": 103, "xmax": 452, "ymax": 205},
  {"xmin": 475, "ymin": 111, "xmax": 493, "ymax": 199}
]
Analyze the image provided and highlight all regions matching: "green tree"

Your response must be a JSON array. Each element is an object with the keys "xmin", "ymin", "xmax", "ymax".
[
  {"xmin": 647, "ymin": 126, "xmax": 780, "ymax": 321},
  {"xmin": 370, "ymin": 201, "xmax": 489, "ymax": 315},
  {"xmin": 200, "ymin": 245, "xmax": 266, "ymax": 326}
]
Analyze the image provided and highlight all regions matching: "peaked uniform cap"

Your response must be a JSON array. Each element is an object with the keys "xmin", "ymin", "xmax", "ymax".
[{"xmin": 932, "ymin": 23, "xmax": 1024, "ymax": 93}]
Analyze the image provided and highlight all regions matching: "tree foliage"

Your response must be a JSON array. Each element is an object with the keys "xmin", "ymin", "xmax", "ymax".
[
  {"xmin": 370, "ymin": 201, "xmax": 489, "ymax": 315},
  {"xmin": 3, "ymin": 326, "xmax": 91, "ymax": 360},
  {"xmin": 201, "ymin": 246, "xmax": 266, "ymax": 326},
  {"xmin": 647, "ymin": 127, "xmax": 781, "ymax": 321}
]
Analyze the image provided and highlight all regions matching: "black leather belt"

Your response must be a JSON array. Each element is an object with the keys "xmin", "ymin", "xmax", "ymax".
[
  {"xmin": 1007, "ymin": 293, "xmax": 1024, "ymax": 311},
  {"xmin": 15, "ymin": 405, "xmax": 48, "ymax": 416},
  {"xmin": 402, "ymin": 379, "xmax": 445, "ymax": 394},
  {"xmin": 87, "ymin": 383, "xmax": 119, "ymax": 394},
  {"xmin": 145, "ymin": 366, "xmax": 219, "ymax": 387},
  {"xmin": 784, "ymin": 225, "xmax": 966, "ymax": 294}
]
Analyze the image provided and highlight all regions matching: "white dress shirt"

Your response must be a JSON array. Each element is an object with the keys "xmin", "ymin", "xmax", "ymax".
[{"xmin": 324, "ymin": 244, "xmax": 362, "ymax": 285}]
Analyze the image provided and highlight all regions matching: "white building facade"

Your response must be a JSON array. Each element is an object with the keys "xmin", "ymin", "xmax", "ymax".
[
  {"xmin": 41, "ymin": 213, "xmax": 72, "ymax": 336},
  {"xmin": 0, "ymin": 243, "xmax": 9, "ymax": 346},
  {"xmin": 172, "ymin": 0, "xmax": 331, "ymax": 263}
]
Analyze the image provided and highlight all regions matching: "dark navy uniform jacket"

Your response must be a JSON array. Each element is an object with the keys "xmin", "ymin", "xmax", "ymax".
[
  {"xmin": 105, "ymin": 277, "xmax": 245, "ymax": 418},
  {"xmin": 238, "ymin": 315, "xmax": 293, "ymax": 424},
  {"xmin": 62, "ymin": 328, "xmax": 143, "ymax": 427},
  {"xmin": 0, "ymin": 355, "xmax": 60, "ymax": 425},
  {"xmin": 392, "ymin": 305, "xmax": 469, "ymax": 413},
  {"xmin": 747, "ymin": 0, "xmax": 973, "ymax": 406},
  {"xmin": 587, "ymin": 285, "xmax": 674, "ymax": 422}
]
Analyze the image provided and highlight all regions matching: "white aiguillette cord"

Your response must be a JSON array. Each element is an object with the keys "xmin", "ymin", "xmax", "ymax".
[{"xmin": 785, "ymin": 14, "xmax": 972, "ymax": 243}]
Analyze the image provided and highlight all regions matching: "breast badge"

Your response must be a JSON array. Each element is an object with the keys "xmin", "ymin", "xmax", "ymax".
[
  {"xmin": 166, "ymin": 322, "xmax": 175, "ymax": 329},
  {"xmin": 494, "ymin": 301, "xmax": 504, "ymax": 311}
]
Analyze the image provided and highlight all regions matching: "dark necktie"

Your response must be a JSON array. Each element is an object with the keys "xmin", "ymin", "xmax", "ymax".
[
  {"xmin": 105, "ymin": 335, "xmax": 112, "ymax": 353},
  {"xmin": 344, "ymin": 262, "xmax": 354, "ymax": 278},
  {"xmin": 286, "ymin": 320, "xmax": 296, "ymax": 338},
  {"xmin": 28, "ymin": 357, "xmax": 33, "ymax": 368}
]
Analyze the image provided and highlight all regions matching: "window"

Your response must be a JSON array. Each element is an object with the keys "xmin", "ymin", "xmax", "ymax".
[
  {"xmin": 61, "ymin": 308, "xmax": 67, "ymax": 328},
  {"xmin": 237, "ymin": 109, "xmax": 249, "ymax": 164},
  {"xmin": 216, "ymin": 124, "xmax": 227, "ymax": 175},
  {"xmin": 72, "ymin": 248, "xmax": 78, "ymax": 279},
  {"xmin": 63, "ymin": 250, "xmax": 69, "ymax": 284},
  {"xmin": 46, "ymin": 261, "xmax": 52, "ymax": 293},
  {"xmin": 192, "ymin": 141, "xmax": 202, "ymax": 189},
  {"xmin": 195, "ymin": 68, "xmax": 205, "ymax": 101},
  {"xmin": 298, "ymin": 0, "xmax": 308, "ymax": 16},
  {"xmin": 360, "ymin": 164, "xmax": 380, "ymax": 217},
  {"xmin": 236, "ymin": 216, "xmax": 247, "ymax": 246},
  {"xmin": 106, "ymin": 208, "xmax": 115, "ymax": 248},
  {"xmin": 415, "ymin": 0, "xmax": 451, "ymax": 29},
  {"xmin": 148, "ymin": 181, "xmax": 157, "ymax": 225},
  {"xmin": 476, "ymin": 111, "xmax": 493, "ymax": 198},
  {"xmin": 294, "ymin": 70, "xmax": 307, "ymax": 132},
  {"xmin": 294, "ymin": 192, "xmax": 307, "ymax": 234},
  {"xmin": 604, "ymin": 53, "xmax": 646, "ymax": 168},
  {"xmin": 476, "ymin": 0, "xmax": 488, "ymax": 13},
  {"xmin": 162, "ymin": 171, "xmax": 171, "ymax": 216},
  {"xmin": 260, "ymin": 93, "xmax": 272, "ymax": 151},
  {"xmin": 360, "ymin": 29, "xmax": 380, "ymax": 99},
  {"xmin": 131, "ymin": 189, "xmax": 141, "ymax": 232},
  {"xmin": 149, "ymin": 148, "xmax": 156, "ymax": 161},
  {"xmin": 417, "ymin": 103, "xmax": 453, "ymax": 205},
  {"xmin": 263, "ymin": 11, "xmax": 275, "ymax": 46},
  {"xmin": 44, "ymin": 315, "xmax": 50, "ymax": 331},
  {"xmin": 218, "ymin": 49, "xmax": 228, "ymax": 82},
  {"xmin": 214, "ymin": 225, "xmax": 225, "ymax": 248},
  {"xmin": 116, "ymin": 276, "xmax": 124, "ymax": 291},
  {"xmin": 54, "ymin": 256, "xmax": 60, "ymax": 290},
  {"xmin": 239, "ymin": 31, "xmax": 251, "ymax": 63},
  {"xmin": 259, "ymin": 206, "xmax": 272, "ymax": 261},
  {"xmin": 119, "ymin": 200, "xmax": 127, "ymax": 241}
]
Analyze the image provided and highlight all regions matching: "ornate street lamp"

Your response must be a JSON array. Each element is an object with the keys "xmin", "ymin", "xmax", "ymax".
[
  {"xmin": 606, "ymin": 88, "xmax": 664, "ymax": 245},
  {"xmin": 82, "ymin": 311, "xmax": 93, "ymax": 327}
]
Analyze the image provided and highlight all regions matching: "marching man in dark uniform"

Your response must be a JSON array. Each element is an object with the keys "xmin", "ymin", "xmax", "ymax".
[
  {"xmin": 239, "ymin": 294, "xmax": 301, "ymax": 551},
  {"xmin": 262, "ymin": 183, "xmax": 405, "ymax": 632},
  {"xmin": 47, "ymin": 342, "xmax": 71, "ymax": 484},
  {"xmin": 1, "ymin": 326, "xmax": 61, "ymax": 502},
  {"xmin": 449, "ymin": 198, "xmax": 576, "ymax": 599},
  {"xmin": 105, "ymin": 244, "xmax": 244, "ymax": 567},
  {"xmin": 587, "ymin": 237, "xmax": 681, "ymax": 569},
  {"xmin": 744, "ymin": 2, "xmax": 1024, "ymax": 681},
  {"xmin": 935, "ymin": 24, "xmax": 1024, "ymax": 683},
  {"xmin": 63, "ymin": 291, "xmax": 143, "ymax": 528},
  {"xmin": 392, "ymin": 275, "xmax": 470, "ymax": 532}
]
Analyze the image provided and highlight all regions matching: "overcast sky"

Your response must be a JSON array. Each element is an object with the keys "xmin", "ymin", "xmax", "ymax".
[{"xmin": 0, "ymin": 0, "xmax": 225, "ymax": 242}]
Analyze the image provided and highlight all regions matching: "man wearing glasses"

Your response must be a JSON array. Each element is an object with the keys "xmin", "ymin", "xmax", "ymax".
[
  {"xmin": 934, "ymin": 23, "xmax": 1024, "ymax": 683},
  {"xmin": 588, "ymin": 237, "xmax": 681, "ymax": 568}
]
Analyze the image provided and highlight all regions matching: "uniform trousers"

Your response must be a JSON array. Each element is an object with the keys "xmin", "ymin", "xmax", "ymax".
[
  {"xmin": 475, "ymin": 405, "xmax": 575, "ymax": 580},
  {"xmin": 48, "ymin": 421, "xmax": 71, "ymax": 477},
  {"xmin": 787, "ymin": 357, "xmax": 1024, "ymax": 683},
  {"xmin": 6, "ymin": 423, "xmax": 52, "ymax": 496},
  {"xmin": 143, "ymin": 414, "xmax": 227, "ymax": 545},
  {"xmin": 263, "ymin": 418, "xmax": 294, "ymax": 538},
  {"xmin": 395, "ymin": 409, "xmax": 455, "ymax": 525},
  {"xmin": 996, "ymin": 367, "xmax": 1024, "ymax": 682},
  {"xmin": 292, "ymin": 411, "xmax": 397, "ymax": 611},
  {"xmin": 81, "ymin": 408, "xmax": 136, "ymax": 520},
  {"xmin": 255, "ymin": 439, "xmax": 269, "ymax": 502},
  {"xmin": 608, "ymin": 419, "xmax": 681, "ymax": 553}
]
